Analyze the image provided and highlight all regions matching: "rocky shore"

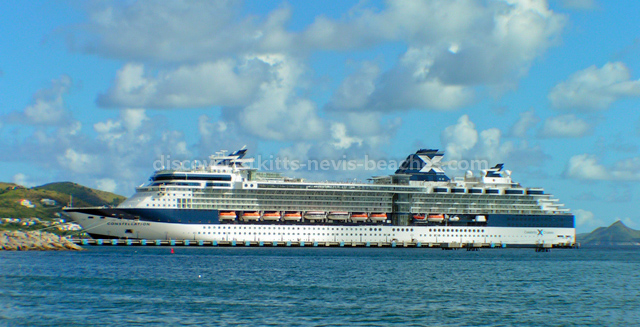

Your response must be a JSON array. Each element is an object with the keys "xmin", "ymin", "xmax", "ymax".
[{"xmin": 0, "ymin": 230, "xmax": 83, "ymax": 251}]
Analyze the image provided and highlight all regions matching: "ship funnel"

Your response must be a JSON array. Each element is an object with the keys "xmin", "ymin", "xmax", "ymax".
[{"xmin": 394, "ymin": 149, "xmax": 450, "ymax": 182}]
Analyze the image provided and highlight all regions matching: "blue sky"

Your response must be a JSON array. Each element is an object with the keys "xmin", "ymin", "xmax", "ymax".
[{"xmin": 1, "ymin": 0, "xmax": 639, "ymax": 232}]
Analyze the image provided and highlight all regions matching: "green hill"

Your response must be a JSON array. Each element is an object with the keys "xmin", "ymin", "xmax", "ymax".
[
  {"xmin": 35, "ymin": 182, "xmax": 124, "ymax": 207},
  {"xmin": 0, "ymin": 182, "xmax": 126, "ymax": 219},
  {"xmin": 578, "ymin": 220, "xmax": 640, "ymax": 246}
]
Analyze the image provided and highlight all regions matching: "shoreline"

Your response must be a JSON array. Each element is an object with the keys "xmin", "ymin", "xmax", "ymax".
[{"xmin": 0, "ymin": 230, "xmax": 83, "ymax": 251}]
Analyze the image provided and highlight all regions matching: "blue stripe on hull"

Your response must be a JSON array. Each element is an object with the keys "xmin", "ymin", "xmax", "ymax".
[
  {"xmin": 127, "ymin": 208, "xmax": 219, "ymax": 224},
  {"xmin": 486, "ymin": 214, "xmax": 574, "ymax": 228},
  {"xmin": 66, "ymin": 208, "xmax": 219, "ymax": 224},
  {"xmin": 66, "ymin": 209, "xmax": 574, "ymax": 228}
]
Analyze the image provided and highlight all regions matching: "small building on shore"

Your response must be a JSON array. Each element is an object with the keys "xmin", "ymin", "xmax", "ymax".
[
  {"xmin": 19, "ymin": 199, "xmax": 35, "ymax": 208},
  {"xmin": 40, "ymin": 198, "xmax": 57, "ymax": 206}
]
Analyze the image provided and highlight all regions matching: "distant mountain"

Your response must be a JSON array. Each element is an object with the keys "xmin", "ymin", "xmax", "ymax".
[
  {"xmin": 0, "ymin": 182, "xmax": 126, "ymax": 219},
  {"xmin": 578, "ymin": 220, "xmax": 640, "ymax": 246}
]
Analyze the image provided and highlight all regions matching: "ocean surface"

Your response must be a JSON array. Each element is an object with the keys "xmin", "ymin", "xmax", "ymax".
[{"xmin": 1, "ymin": 246, "xmax": 639, "ymax": 326}]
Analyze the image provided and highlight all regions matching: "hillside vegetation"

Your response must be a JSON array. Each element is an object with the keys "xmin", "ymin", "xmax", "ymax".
[{"xmin": 0, "ymin": 182, "xmax": 126, "ymax": 219}]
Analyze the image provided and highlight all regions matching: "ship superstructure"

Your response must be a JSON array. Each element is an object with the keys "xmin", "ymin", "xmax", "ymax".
[{"xmin": 64, "ymin": 148, "xmax": 575, "ymax": 247}]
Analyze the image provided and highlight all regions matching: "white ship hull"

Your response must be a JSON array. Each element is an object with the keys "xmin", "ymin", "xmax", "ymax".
[{"xmin": 66, "ymin": 211, "xmax": 575, "ymax": 247}]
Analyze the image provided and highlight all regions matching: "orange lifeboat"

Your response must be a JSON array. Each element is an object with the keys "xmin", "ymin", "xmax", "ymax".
[
  {"xmin": 369, "ymin": 213, "xmax": 387, "ymax": 222},
  {"xmin": 283, "ymin": 211, "xmax": 302, "ymax": 221},
  {"xmin": 262, "ymin": 211, "xmax": 281, "ymax": 221},
  {"xmin": 427, "ymin": 214, "xmax": 445, "ymax": 223},
  {"xmin": 413, "ymin": 214, "xmax": 426, "ymax": 221},
  {"xmin": 219, "ymin": 211, "xmax": 237, "ymax": 221},
  {"xmin": 241, "ymin": 211, "xmax": 261, "ymax": 221},
  {"xmin": 350, "ymin": 213, "xmax": 368, "ymax": 222}
]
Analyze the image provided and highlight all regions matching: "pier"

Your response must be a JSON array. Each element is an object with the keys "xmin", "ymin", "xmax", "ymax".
[{"xmin": 72, "ymin": 239, "xmax": 573, "ymax": 249}]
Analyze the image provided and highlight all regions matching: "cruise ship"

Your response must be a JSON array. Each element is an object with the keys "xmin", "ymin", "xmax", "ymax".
[{"xmin": 64, "ymin": 148, "xmax": 575, "ymax": 247}]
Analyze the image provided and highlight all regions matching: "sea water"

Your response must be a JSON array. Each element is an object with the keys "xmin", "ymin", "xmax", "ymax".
[{"xmin": 1, "ymin": 247, "xmax": 639, "ymax": 326}]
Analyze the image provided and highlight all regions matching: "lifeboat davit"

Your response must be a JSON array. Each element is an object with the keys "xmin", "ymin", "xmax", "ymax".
[
  {"xmin": 328, "ymin": 211, "xmax": 349, "ymax": 221},
  {"xmin": 427, "ymin": 214, "xmax": 445, "ymax": 223},
  {"xmin": 413, "ymin": 214, "xmax": 426, "ymax": 221},
  {"xmin": 350, "ymin": 213, "xmax": 368, "ymax": 222},
  {"xmin": 262, "ymin": 211, "xmax": 281, "ymax": 221},
  {"xmin": 369, "ymin": 213, "xmax": 387, "ymax": 222},
  {"xmin": 219, "ymin": 211, "xmax": 237, "ymax": 221},
  {"xmin": 241, "ymin": 211, "xmax": 261, "ymax": 221},
  {"xmin": 283, "ymin": 211, "xmax": 302, "ymax": 221},
  {"xmin": 304, "ymin": 211, "xmax": 326, "ymax": 221}
]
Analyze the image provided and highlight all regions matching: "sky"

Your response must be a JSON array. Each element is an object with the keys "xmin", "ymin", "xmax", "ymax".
[{"xmin": 1, "ymin": 0, "xmax": 639, "ymax": 232}]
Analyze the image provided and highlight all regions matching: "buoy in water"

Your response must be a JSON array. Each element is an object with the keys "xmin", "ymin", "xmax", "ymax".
[{"xmin": 171, "ymin": 248, "xmax": 174, "ymax": 254}]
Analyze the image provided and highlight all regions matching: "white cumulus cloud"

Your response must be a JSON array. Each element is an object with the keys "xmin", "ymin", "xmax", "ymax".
[
  {"xmin": 564, "ymin": 154, "xmax": 609, "ymax": 180},
  {"xmin": 81, "ymin": 0, "xmax": 565, "ymax": 114},
  {"xmin": 330, "ymin": 123, "xmax": 363, "ymax": 150},
  {"xmin": 323, "ymin": 0, "xmax": 564, "ymax": 112},
  {"xmin": 610, "ymin": 157, "xmax": 640, "ymax": 180},
  {"xmin": 196, "ymin": 115, "xmax": 254, "ymax": 157},
  {"xmin": 440, "ymin": 114, "xmax": 548, "ymax": 172},
  {"xmin": 4, "ymin": 75, "xmax": 73, "ymax": 125},
  {"xmin": 72, "ymin": 1, "xmax": 294, "ymax": 62},
  {"xmin": 263, "ymin": 111, "xmax": 402, "ymax": 182},
  {"xmin": 327, "ymin": 62, "xmax": 380, "ymax": 111},
  {"xmin": 58, "ymin": 148, "xmax": 97, "ymax": 175},
  {"xmin": 509, "ymin": 110, "xmax": 539, "ymax": 137},
  {"xmin": 224, "ymin": 55, "xmax": 326, "ymax": 141},
  {"xmin": 96, "ymin": 178, "xmax": 117, "ymax": 193},
  {"xmin": 574, "ymin": 209, "xmax": 602, "ymax": 229},
  {"xmin": 12, "ymin": 173, "xmax": 34, "ymax": 188},
  {"xmin": 97, "ymin": 61, "xmax": 266, "ymax": 108},
  {"xmin": 538, "ymin": 114, "xmax": 592, "ymax": 138},
  {"xmin": 565, "ymin": 154, "xmax": 640, "ymax": 181},
  {"xmin": 549, "ymin": 62, "xmax": 640, "ymax": 111},
  {"xmin": 441, "ymin": 115, "xmax": 479, "ymax": 160}
]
